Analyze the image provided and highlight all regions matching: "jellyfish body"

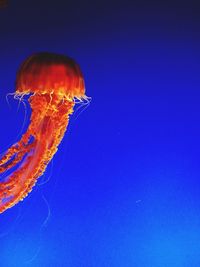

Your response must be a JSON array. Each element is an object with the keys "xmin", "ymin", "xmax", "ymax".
[{"xmin": 0, "ymin": 52, "xmax": 86, "ymax": 213}]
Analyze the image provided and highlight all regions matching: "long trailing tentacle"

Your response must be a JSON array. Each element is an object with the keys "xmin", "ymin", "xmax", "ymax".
[{"xmin": 0, "ymin": 93, "xmax": 74, "ymax": 213}]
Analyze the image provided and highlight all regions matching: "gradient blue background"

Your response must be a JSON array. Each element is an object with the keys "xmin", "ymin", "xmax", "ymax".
[{"xmin": 0, "ymin": 1, "xmax": 200, "ymax": 266}]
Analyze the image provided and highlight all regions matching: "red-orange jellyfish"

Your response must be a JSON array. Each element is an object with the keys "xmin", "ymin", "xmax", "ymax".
[{"xmin": 0, "ymin": 52, "xmax": 87, "ymax": 213}]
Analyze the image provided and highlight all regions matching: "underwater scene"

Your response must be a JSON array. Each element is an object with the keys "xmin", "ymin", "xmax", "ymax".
[{"xmin": 0, "ymin": 1, "xmax": 200, "ymax": 266}]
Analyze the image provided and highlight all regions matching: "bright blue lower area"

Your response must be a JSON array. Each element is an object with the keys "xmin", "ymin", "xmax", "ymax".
[{"xmin": 0, "ymin": 1, "xmax": 200, "ymax": 266}]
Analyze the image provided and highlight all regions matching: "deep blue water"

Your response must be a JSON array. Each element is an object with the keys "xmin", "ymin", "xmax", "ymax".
[{"xmin": 0, "ymin": 1, "xmax": 200, "ymax": 266}]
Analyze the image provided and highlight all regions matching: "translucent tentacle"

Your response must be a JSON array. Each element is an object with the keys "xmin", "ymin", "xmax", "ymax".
[{"xmin": 0, "ymin": 94, "xmax": 74, "ymax": 213}]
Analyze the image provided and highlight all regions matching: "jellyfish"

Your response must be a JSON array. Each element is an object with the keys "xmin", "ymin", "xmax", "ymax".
[{"xmin": 0, "ymin": 52, "xmax": 87, "ymax": 213}]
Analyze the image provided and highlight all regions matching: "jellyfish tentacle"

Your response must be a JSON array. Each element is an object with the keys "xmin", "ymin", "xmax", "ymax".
[
  {"xmin": 0, "ymin": 94, "xmax": 74, "ymax": 213},
  {"xmin": 0, "ymin": 143, "xmax": 35, "ymax": 174},
  {"xmin": 0, "ymin": 124, "xmax": 34, "ymax": 167}
]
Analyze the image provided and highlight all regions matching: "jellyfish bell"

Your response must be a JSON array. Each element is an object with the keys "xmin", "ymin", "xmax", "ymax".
[
  {"xmin": 0, "ymin": 52, "xmax": 87, "ymax": 213},
  {"xmin": 15, "ymin": 52, "xmax": 86, "ymax": 101}
]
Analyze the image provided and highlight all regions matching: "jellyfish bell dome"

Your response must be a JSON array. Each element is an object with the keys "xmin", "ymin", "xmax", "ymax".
[{"xmin": 15, "ymin": 52, "xmax": 85, "ymax": 100}]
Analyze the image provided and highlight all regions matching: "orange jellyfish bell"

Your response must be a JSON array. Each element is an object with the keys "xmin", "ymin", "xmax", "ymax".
[
  {"xmin": 0, "ymin": 52, "xmax": 87, "ymax": 213},
  {"xmin": 16, "ymin": 52, "xmax": 85, "ymax": 99}
]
